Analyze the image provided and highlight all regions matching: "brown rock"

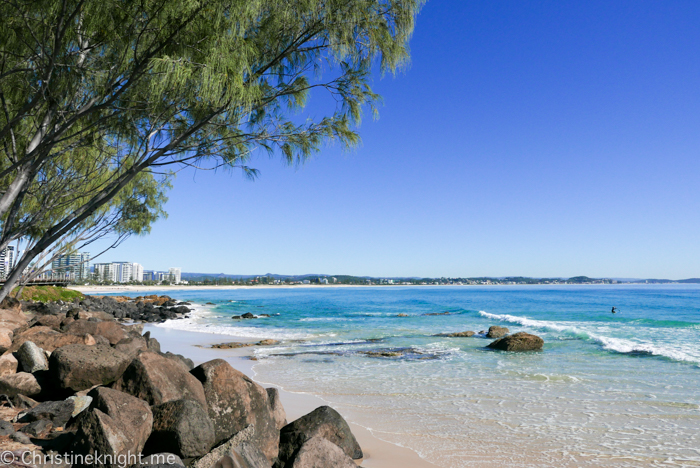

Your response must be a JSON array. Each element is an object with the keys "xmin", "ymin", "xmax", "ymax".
[
  {"xmin": 0, "ymin": 328, "xmax": 12, "ymax": 353},
  {"xmin": 49, "ymin": 344, "xmax": 132, "ymax": 391},
  {"xmin": 0, "ymin": 352, "xmax": 18, "ymax": 376},
  {"xmin": 11, "ymin": 326, "xmax": 91, "ymax": 352},
  {"xmin": 486, "ymin": 325, "xmax": 509, "ymax": 338},
  {"xmin": 276, "ymin": 406, "xmax": 362, "ymax": 468},
  {"xmin": 437, "ymin": 331, "xmax": 475, "ymax": 337},
  {"xmin": 145, "ymin": 399, "xmax": 215, "ymax": 458},
  {"xmin": 71, "ymin": 387, "xmax": 153, "ymax": 467},
  {"xmin": 0, "ymin": 308, "xmax": 28, "ymax": 332},
  {"xmin": 487, "ymin": 332, "xmax": 544, "ymax": 351},
  {"xmin": 114, "ymin": 336, "xmax": 148, "ymax": 359},
  {"xmin": 190, "ymin": 359, "xmax": 279, "ymax": 462},
  {"xmin": 34, "ymin": 315, "xmax": 63, "ymax": 330},
  {"xmin": 64, "ymin": 320, "xmax": 127, "ymax": 345},
  {"xmin": 113, "ymin": 351, "xmax": 207, "ymax": 408},
  {"xmin": 290, "ymin": 436, "xmax": 357, "ymax": 468},
  {"xmin": 0, "ymin": 372, "xmax": 42, "ymax": 397},
  {"xmin": 267, "ymin": 387, "xmax": 287, "ymax": 430}
]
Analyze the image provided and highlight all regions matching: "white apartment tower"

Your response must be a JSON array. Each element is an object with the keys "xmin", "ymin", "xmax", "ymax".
[
  {"xmin": 168, "ymin": 267, "xmax": 181, "ymax": 284},
  {"xmin": 0, "ymin": 246, "xmax": 16, "ymax": 279}
]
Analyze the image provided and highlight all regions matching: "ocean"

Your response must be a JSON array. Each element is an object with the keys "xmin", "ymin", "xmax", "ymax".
[{"xmin": 129, "ymin": 285, "xmax": 699, "ymax": 467}]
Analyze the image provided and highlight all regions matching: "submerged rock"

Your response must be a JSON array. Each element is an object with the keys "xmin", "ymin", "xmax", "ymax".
[
  {"xmin": 435, "ymin": 331, "xmax": 475, "ymax": 337},
  {"xmin": 487, "ymin": 332, "xmax": 544, "ymax": 351}
]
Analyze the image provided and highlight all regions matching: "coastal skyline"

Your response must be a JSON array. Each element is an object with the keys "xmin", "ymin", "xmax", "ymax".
[{"xmin": 91, "ymin": 0, "xmax": 700, "ymax": 279}]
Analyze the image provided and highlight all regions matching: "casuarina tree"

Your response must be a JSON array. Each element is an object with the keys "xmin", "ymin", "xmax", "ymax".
[{"xmin": 0, "ymin": 0, "xmax": 424, "ymax": 300}]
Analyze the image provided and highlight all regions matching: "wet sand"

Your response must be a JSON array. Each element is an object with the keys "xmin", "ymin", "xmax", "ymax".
[{"xmin": 148, "ymin": 326, "xmax": 437, "ymax": 468}]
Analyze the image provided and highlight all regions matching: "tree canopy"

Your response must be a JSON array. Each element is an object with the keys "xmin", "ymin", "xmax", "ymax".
[{"xmin": 0, "ymin": 0, "xmax": 424, "ymax": 299}]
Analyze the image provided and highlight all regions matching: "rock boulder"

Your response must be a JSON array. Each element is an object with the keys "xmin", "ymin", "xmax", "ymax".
[
  {"xmin": 487, "ymin": 332, "xmax": 544, "ymax": 351},
  {"xmin": 113, "ymin": 351, "xmax": 207, "ymax": 408},
  {"xmin": 17, "ymin": 340, "xmax": 49, "ymax": 373},
  {"xmin": 49, "ymin": 344, "xmax": 132, "ymax": 391},
  {"xmin": 190, "ymin": 359, "xmax": 278, "ymax": 462},
  {"xmin": 486, "ymin": 326, "xmax": 509, "ymax": 338},
  {"xmin": 289, "ymin": 436, "xmax": 357, "ymax": 468},
  {"xmin": 276, "ymin": 406, "xmax": 362, "ymax": 468},
  {"xmin": 145, "ymin": 399, "xmax": 215, "ymax": 458},
  {"xmin": 0, "ymin": 371, "xmax": 42, "ymax": 397},
  {"xmin": 71, "ymin": 387, "xmax": 153, "ymax": 467}
]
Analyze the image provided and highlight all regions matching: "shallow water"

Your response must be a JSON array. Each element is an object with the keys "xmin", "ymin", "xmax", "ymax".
[{"xmin": 138, "ymin": 285, "xmax": 700, "ymax": 467}]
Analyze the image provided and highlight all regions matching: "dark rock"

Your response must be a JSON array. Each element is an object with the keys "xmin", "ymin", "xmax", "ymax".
[
  {"xmin": 288, "ymin": 436, "xmax": 357, "ymax": 468},
  {"xmin": 17, "ymin": 340, "xmax": 49, "ymax": 373},
  {"xmin": 276, "ymin": 406, "xmax": 362, "ymax": 468},
  {"xmin": 435, "ymin": 331, "xmax": 475, "ymax": 337},
  {"xmin": 112, "ymin": 351, "xmax": 207, "ymax": 408},
  {"xmin": 19, "ymin": 399, "xmax": 74, "ymax": 427},
  {"xmin": 0, "ymin": 419, "xmax": 14, "ymax": 435},
  {"xmin": 241, "ymin": 313, "xmax": 255, "ymax": 319},
  {"xmin": 114, "ymin": 336, "xmax": 148, "ymax": 359},
  {"xmin": 71, "ymin": 387, "xmax": 153, "ymax": 466},
  {"xmin": 11, "ymin": 431, "xmax": 31, "ymax": 444},
  {"xmin": 64, "ymin": 320, "xmax": 128, "ymax": 345},
  {"xmin": 487, "ymin": 332, "xmax": 544, "ymax": 351},
  {"xmin": 12, "ymin": 393, "xmax": 38, "ymax": 410},
  {"xmin": 192, "ymin": 426, "xmax": 267, "ymax": 468},
  {"xmin": 267, "ymin": 387, "xmax": 287, "ymax": 430},
  {"xmin": 20, "ymin": 418, "xmax": 52, "ymax": 436},
  {"xmin": 164, "ymin": 352, "xmax": 194, "ymax": 370},
  {"xmin": 49, "ymin": 344, "xmax": 131, "ymax": 391},
  {"xmin": 145, "ymin": 399, "xmax": 215, "ymax": 458},
  {"xmin": 0, "ymin": 372, "xmax": 42, "ymax": 397},
  {"xmin": 170, "ymin": 306, "xmax": 190, "ymax": 314},
  {"xmin": 231, "ymin": 316, "xmax": 242, "ymax": 320},
  {"xmin": 190, "ymin": 359, "xmax": 278, "ymax": 462},
  {"xmin": 486, "ymin": 326, "xmax": 509, "ymax": 338}
]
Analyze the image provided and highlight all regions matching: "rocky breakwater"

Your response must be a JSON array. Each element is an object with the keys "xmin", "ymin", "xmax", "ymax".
[
  {"xmin": 0, "ymin": 299, "xmax": 366, "ymax": 468},
  {"xmin": 21, "ymin": 294, "xmax": 195, "ymax": 324}
]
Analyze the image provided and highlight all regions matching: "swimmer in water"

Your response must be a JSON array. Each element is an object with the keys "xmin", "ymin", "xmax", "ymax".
[{"xmin": 611, "ymin": 306, "xmax": 617, "ymax": 314}]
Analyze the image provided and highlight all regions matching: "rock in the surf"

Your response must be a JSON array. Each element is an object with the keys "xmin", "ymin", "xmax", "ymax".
[
  {"xmin": 487, "ymin": 332, "xmax": 544, "ymax": 351},
  {"xmin": 436, "ymin": 331, "xmax": 475, "ymax": 337},
  {"xmin": 486, "ymin": 325, "xmax": 509, "ymax": 338}
]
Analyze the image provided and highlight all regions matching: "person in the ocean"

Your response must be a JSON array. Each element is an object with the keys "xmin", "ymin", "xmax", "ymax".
[{"xmin": 611, "ymin": 307, "xmax": 617, "ymax": 314}]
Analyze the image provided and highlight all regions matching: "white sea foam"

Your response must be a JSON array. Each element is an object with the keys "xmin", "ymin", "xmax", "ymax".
[
  {"xmin": 154, "ymin": 304, "xmax": 312, "ymax": 340},
  {"xmin": 479, "ymin": 311, "xmax": 700, "ymax": 365}
]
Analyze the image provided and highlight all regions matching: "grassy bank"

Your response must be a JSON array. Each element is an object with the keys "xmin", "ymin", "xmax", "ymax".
[{"xmin": 12, "ymin": 285, "xmax": 85, "ymax": 302}]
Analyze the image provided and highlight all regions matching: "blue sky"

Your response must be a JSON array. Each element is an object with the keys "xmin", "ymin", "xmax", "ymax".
[{"xmin": 94, "ymin": 0, "xmax": 700, "ymax": 279}]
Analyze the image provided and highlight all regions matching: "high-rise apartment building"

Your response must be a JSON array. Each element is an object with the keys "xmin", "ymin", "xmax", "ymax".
[
  {"xmin": 0, "ymin": 246, "xmax": 16, "ymax": 279},
  {"xmin": 94, "ymin": 261, "xmax": 143, "ymax": 283},
  {"xmin": 52, "ymin": 252, "xmax": 90, "ymax": 281},
  {"xmin": 168, "ymin": 267, "xmax": 182, "ymax": 284}
]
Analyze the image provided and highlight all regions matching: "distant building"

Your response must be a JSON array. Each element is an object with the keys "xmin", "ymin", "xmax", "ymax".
[
  {"xmin": 52, "ymin": 252, "xmax": 90, "ymax": 281},
  {"xmin": 168, "ymin": 267, "xmax": 181, "ymax": 284},
  {"xmin": 0, "ymin": 246, "xmax": 16, "ymax": 279},
  {"xmin": 319, "ymin": 278, "xmax": 329, "ymax": 284},
  {"xmin": 94, "ymin": 261, "xmax": 143, "ymax": 283}
]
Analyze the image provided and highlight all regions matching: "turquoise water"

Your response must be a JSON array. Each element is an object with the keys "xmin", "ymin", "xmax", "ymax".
[{"xmin": 137, "ymin": 285, "xmax": 699, "ymax": 467}]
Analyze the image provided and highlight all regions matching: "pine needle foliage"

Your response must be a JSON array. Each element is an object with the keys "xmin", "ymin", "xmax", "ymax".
[{"xmin": 0, "ymin": 0, "xmax": 424, "ymax": 299}]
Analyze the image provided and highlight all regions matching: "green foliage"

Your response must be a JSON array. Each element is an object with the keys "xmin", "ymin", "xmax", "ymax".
[
  {"xmin": 12, "ymin": 285, "xmax": 85, "ymax": 302},
  {"xmin": 0, "ymin": 0, "xmax": 424, "ymax": 296}
]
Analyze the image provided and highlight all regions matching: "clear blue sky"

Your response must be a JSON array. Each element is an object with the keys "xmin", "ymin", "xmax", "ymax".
[{"xmin": 93, "ymin": 0, "xmax": 700, "ymax": 279}]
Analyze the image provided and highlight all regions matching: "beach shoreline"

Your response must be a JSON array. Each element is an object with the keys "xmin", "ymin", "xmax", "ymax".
[{"xmin": 147, "ymin": 325, "xmax": 438, "ymax": 468}]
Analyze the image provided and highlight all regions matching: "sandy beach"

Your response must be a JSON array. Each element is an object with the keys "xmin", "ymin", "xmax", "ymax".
[{"xmin": 148, "ymin": 325, "xmax": 437, "ymax": 468}]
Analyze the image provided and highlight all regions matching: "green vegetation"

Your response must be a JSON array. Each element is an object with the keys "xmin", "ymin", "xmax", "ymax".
[
  {"xmin": 12, "ymin": 286, "xmax": 84, "ymax": 303},
  {"xmin": 0, "ymin": 0, "xmax": 424, "ymax": 301}
]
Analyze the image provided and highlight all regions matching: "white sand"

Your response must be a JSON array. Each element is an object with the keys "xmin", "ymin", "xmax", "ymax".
[{"xmin": 148, "ymin": 326, "xmax": 437, "ymax": 468}]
